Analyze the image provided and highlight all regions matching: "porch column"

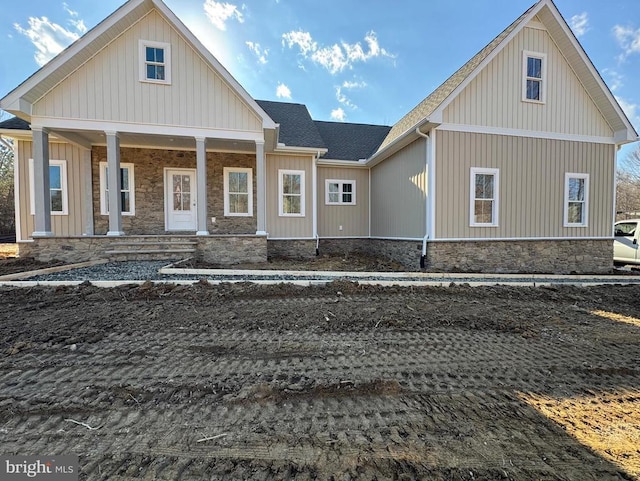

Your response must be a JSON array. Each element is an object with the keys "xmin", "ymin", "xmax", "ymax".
[
  {"xmin": 195, "ymin": 137, "xmax": 209, "ymax": 235},
  {"xmin": 255, "ymin": 140, "xmax": 266, "ymax": 235},
  {"xmin": 106, "ymin": 131, "xmax": 124, "ymax": 236},
  {"xmin": 81, "ymin": 148, "xmax": 94, "ymax": 235},
  {"xmin": 32, "ymin": 127, "xmax": 53, "ymax": 237}
]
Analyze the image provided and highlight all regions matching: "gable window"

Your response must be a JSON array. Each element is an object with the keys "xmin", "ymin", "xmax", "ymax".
[
  {"xmin": 100, "ymin": 162, "xmax": 135, "ymax": 215},
  {"xmin": 224, "ymin": 167, "xmax": 253, "ymax": 216},
  {"xmin": 523, "ymin": 51, "xmax": 546, "ymax": 103},
  {"xmin": 139, "ymin": 40, "xmax": 171, "ymax": 84},
  {"xmin": 326, "ymin": 180, "xmax": 356, "ymax": 205},
  {"xmin": 564, "ymin": 173, "xmax": 589, "ymax": 227},
  {"xmin": 279, "ymin": 169, "xmax": 305, "ymax": 216},
  {"xmin": 470, "ymin": 167, "xmax": 499, "ymax": 227},
  {"xmin": 29, "ymin": 159, "xmax": 68, "ymax": 215}
]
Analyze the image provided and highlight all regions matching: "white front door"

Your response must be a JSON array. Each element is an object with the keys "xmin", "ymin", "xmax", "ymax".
[{"xmin": 165, "ymin": 169, "xmax": 197, "ymax": 231}]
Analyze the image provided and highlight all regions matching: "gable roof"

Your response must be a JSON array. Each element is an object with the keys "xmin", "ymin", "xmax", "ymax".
[
  {"xmin": 0, "ymin": 0, "xmax": 276, "ymax": 130},
  {"xmin": 0, "ymin": 117, "xmax": 30, "ymax": 131},
  {"xmin": 314, "ymin": 121, "xmax": 391, "ymax": 161},
  {"xmin": 256, "ymin": 100, "xmax": 325, "ymax": 150},
  {"xmin": 377, "ymin": 0, "xmax": 637, "ymax": 153}
]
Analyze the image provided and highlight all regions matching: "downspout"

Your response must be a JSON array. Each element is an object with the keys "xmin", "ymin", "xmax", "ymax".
[
  {"xmin": 415, "ymin": 127, "xmax": 430, "ymax": 269},
  {"xmin": 313, "ymin": 151, "xmax": 320, "ymax": 256}
]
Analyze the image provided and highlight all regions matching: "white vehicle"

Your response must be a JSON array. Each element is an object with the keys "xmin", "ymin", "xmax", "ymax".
[{"xmin": 613, "ymin": 219, "xmax": 640, "ymax": 265}]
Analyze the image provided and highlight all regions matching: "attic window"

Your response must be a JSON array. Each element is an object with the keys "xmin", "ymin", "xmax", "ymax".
[
  {"xmin": 139, "ymin": 40, "xmax": 171, "ymax": 84},
  {"xmin": 523, "ymin": 51, "xmax": 545, "ymax": 103}
]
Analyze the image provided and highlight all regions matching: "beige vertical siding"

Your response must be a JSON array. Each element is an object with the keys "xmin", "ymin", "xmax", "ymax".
[
  {"xmin": 17, "ymin": 141, "xmax": 87, "ymax": 239},
  {"xmin": 370, "ymin": 140, "xmax": 427, "ymax": 239},
  {"xmin": 317, "ymin": 166, "xmax": 369, "ymax": 237},
  {"xmin": 32, "ymin": 10, "xmax": 263, "ymax": 133},
  {"xmin": 266, "ymin": 154, "xmax": 313, "ymax": 238},
  {"xmin": 444, "ymin": 24, "xmax": 614, "ymax": 138},
  {"xmin": 435, "ymin": 130, "xmax": 615, "ymax": 239}
]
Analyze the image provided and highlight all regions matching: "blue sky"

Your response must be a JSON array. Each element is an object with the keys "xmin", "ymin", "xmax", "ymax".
[{"xmin": 1, "ymin": 0, "xmax": 639, "ymax": 158}]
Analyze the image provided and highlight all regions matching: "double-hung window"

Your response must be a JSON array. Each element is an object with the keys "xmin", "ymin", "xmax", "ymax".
[
  {"xmin": 29, "ymin": 159, "xmax": 68, "ymax": 215},
  {"xmin": 470, "ymin": 167, "xmax": 499, "ymax": 227},
  {"xmin": 564, "ymin": 173, "xmax": 589, "ymax": 227},
  {"xmin": 100, "ymin": 162, "xmax": 135, "ymax": 215},
  {"xmin": 279, "ymin": 170, "xmax": 305, "ymax": 216},
  {"xmin": 223, "ymin": 167, "xmax": 253, "ymax": 216},
  {"xmin": 523, "ymin": 51, "xmax": 546, "ymax": 103},
  {"xmin": 326, "ymin": 180, "xmax": 356, "ymax": 205},
  {"xmin": 139, "ymin": 40, "xmax": 171, "ymax": 84}
]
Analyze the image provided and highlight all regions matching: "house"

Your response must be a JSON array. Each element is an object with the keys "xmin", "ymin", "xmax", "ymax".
[{"xmin": 0, "ymin": 0, "xmax": 636, "ymax": 273}]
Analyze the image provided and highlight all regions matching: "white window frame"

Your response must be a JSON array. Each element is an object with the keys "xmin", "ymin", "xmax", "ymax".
[
  {"xmin": 470, "ymin": 167, "xmax": 499, "ymax": 227},
  {"xmin": 522, "ymin": 50, "xmax": 546, "ymax": 103},
  {"xmin": 99, "ymin": 162, "xmax": 136, "ymax": 216},
  {"xmin": 278, "ymin": 169, "xmax": 305, "ymax": 217},
  {"xmin": 223, "ymin": 167, "xmax": 253, "ymax": 217},
  {"xmin": 29, "ymin": 159, "xmax": 68, "ymax": 216},
  {"xmin": 564, "ymin": 173, "xmax": 589, "ymax": 227},
  {"xmin": 325, "ymin": 179, "xmax": 356, "ymax": 205},
  {"xmin": 139, "ymin": 40, "xmax": 171, "ymax": 84}
]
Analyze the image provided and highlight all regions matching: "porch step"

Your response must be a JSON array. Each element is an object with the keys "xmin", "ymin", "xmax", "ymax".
[{"xmin": 102, "ymin": 238, "xmax": 198, "ymax": 261}]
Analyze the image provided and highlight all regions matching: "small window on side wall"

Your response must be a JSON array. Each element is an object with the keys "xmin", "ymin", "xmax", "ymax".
[
  {"xmin": 224, "ymin": 167, "xmax": 253, "ymax": 216},
  {"xmin": 470, "ymin": 167, "xmax": 499, "ymax": 227},
  {"xmin": 99, "ymin": 162, "xmax": 135, "ymax": 216},
  {"xmin": 279, "ymin": 169, "xmax": 305, "ymax": 216},
  {"xmin": 139, "ymin": 40, "xmax": 171, "ymax": 84},
  {"xmin": 326, "ymin": 180, "xmax": 356, "ymax": 205},
  {"xmin": 523, "ymin": 51, "xmax": 546, "ymax": 103},
  {"xmin": 564, "ymin": 173, "xmax": 589, "ymax": 227},
  {"xmin": 28, "ymin": 159, "xmax": 68, "ymax": 215}
]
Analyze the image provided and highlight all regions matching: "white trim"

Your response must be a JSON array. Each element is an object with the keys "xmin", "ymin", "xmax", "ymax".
[
  {"xmin": 433, "ymin": 236, "xmax": 611, "ymax": 242},
  {"xmin": 267, "ymin": 237, "xmax": 317, "ymax": 241},
  {"xmin": 325, "ymin": 179, "xmax": 356, "ymax": 205},
  {"xmin": 428, "ymin": 130, "xmax": 436, "ymax": 239},
  {"xmin": 139, "ymin": 40, "xmax": 171, "ymax": 85},
  {"xmin": 522, "ymin": 50, "xmax": 546, "ymax": 103},
  {"xmin": 223, "ymin": 167, "xmax": 253, "ymax": 217},
  {"xmin": 278, "ymin": 169, "xmax": 305, "ymax": 217},
  {"xmin": 99, "ymin": 162, "xmax": 135, "ymax": 216},
  {"xmin": 12, "ymin": 139, "xmax": 21, "ymax": 241},
  {"xmin": 564, "ymin": 172, "xmax": 589, "ymax": 227},
  {"xmin": 470, "ymin": 167, "xmax": 499, "ymax": 227},
  {"xmin": 164, "ymin": 168, "xmax": 198, "ymax": 231},
  {"xmin": 317, "ymin": 159, "xmax": 368, "ymax": 168},
  {"xmin": 370, "ymin": 236, "xmax": 424, "ymax": 241},
  {"xmin": 312, "ymin": 155, "xmax": 318, "ymax": 239},
  {"xmin": 437, "ymin": 123, "xmax": 616, "ymax": 145},
  {"xmin": 28, "ymin": 159, "xmax": 68, "ymax": 215}
]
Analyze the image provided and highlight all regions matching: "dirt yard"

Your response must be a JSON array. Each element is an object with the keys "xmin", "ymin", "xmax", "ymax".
[{"xmin": 1, "ymin": 279, "xmax": 640, "ymax": 480}]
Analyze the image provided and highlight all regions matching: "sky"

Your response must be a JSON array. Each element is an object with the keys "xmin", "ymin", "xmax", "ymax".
[{"xmin": 0, "ymin": 0, "xmax": 639, "ymax": 161}]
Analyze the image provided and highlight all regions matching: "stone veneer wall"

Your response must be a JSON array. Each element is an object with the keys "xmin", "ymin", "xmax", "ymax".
[
  {"xmin": 92, "ymin": 147, "xmax": 257, "ymax": 235},
  {"xmin": 197, "ymin": 236, "xmax": 266, "ymax": 264}
]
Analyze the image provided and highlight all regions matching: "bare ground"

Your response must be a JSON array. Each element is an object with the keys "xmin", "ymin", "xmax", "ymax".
[{"xmin": 1, "ymin": 278, "xmax": 640, "ymax": 480}]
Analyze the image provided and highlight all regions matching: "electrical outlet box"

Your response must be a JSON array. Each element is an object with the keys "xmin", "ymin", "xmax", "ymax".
[
  {"xmin": 339, "ymin": 225, "xmax": 343, "ymax": 231},
  {"xmin": 211, "ymin": 217, "xmax": 216, "ymax": 224}
]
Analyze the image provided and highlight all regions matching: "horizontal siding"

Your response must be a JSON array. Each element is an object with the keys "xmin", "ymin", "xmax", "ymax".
[
  {"xmin": 33, "ymin": 9, "xmax": 263, "ymax": 133},
  {"xmin": 317, "ymin": 167, "xmax": 369, "ymax": 237},
  {"xmin": 266, "ymin": 154, "xmax": 313, "ymax": 238},
  {"xmin": 18, "ymin": 141, "xmax": 87, "ymax": 238},
  {"xmin": 370, "ymin": 139, "xmax": 427, "ymax": 238},
  {"xmin": 444, "ymin": 24, "xmax": 613, "ymax": 138},
  {"xmin": 435, "ymin": 130, "xmax": 615, "ymax": 239}
]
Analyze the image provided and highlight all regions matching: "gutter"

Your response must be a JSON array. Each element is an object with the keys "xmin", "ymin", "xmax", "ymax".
[{"xmin": 415, "ymin": 127, "xmax": 430, "ymax": 268}]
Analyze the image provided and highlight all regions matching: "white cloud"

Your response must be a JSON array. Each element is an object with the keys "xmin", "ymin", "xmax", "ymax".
[
  {"xmin": 342, "ymin": 80, "xmax": 367, "ymax": 89},
  {"xmin": 62, "ymin": 2, "xmax": 78, "ymax": 17},
  {"xmin": 616, "ymin": 95, "xmax": 639, "ymax": 131},
  {"xmin": 613, "ymin": 24, "xmax": 640, "ymax": 60},
  {"xmin": 203, "ymin": 1, "xmax": 244, "ymax": 31},
  {"xmin": 70, "ymin": 19, "xmax": 87, "ymax": 34},
  {"xmin": 330, "ymin": 108, "xmax": 346, "ymax": 122},
  {"xmin": 246, "ymin": 41, "xmax": 268, "ymax": 64},
  {"xmin": 569, "ymin": 12, "xmax": 589, "ymax": 37},
  {"xmin": 276, "ymin": 82, "xmax": 291, "ymax": 99},
  {"xmin": 603, "ymin": 68, "xmax": 624, "ymax": 92},
  {"xmin": 282, "ymin": 29, "xmax": 393, "ymax": 75},
  {"xmin": 14, "ymin": 16, "xmax": 82, "ymax": 67}
]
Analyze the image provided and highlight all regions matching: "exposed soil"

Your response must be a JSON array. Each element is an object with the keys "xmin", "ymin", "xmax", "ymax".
[{"xmin": 1, "ymin": 279, "xmax": 640, "ymax": 480}]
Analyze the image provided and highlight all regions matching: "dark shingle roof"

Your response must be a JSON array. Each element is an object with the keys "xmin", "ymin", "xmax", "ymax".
[
  {"xmin": 256, "ymin": 100, "xmax": 325, "ymax": 149},
  {"xmin": 314, "ymin": 121, "xmax": 391, "ymax": 161},
  {"xmin": 0, "ymin": 117, "xmax": 30, "ymax": 130}
]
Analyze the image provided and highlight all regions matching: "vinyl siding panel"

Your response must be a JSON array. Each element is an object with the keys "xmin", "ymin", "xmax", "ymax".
[
  {"xmin": 370, "ymin": 140, "xmax": 426, "ymax": 238},
  {"xmin": 317, "ymin": 167, "xmax": 369, "ymax": 237},
  {"xmin": 435, "ymin": 130, "xmax": 615, "ymax": 239},
  {"xmin": 18, "ymin": 141, "xmax": 87, "ymax": 239},
  {"xmin": 443, "ymin": 23, "xmax": 614, "ymax": 138},
  {"xmin": 266, "ymin": 154, "xmax": 313, "ymax": 238},
  {"xmin": 32, "ymin": 9, "xmax": 263, "ymax": 133}
]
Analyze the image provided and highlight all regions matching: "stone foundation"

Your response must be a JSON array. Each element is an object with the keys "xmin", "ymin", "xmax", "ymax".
[{"xmin": 198, "ymin": 236, "xmax": 266, "ymax": 265}]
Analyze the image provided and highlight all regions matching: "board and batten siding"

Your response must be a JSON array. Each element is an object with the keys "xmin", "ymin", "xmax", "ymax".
[
  {"xmin": 317, "ymin": 167, "xmax": 369, "ymax": 237},
  {"xmin": 443, "ymin": 22, "xmax": 613, "ymax": 138},
  {"xmin": 435, "ymin": 130, "xmax": 615, "ymax": 239},
  {"xmin": 266, "ymin": 154, "xmax": 313, "ymax": 239},
  {"xmin": 370, "ymin": 139, "xmax": 427, "ymax": 239},
  {"xmin": 32, "ymin": 9, "xmax": 263, "ymax": 133},
  {"xmin": 17, "ymin": 141, "xmax": 87, "ymax": 239}
]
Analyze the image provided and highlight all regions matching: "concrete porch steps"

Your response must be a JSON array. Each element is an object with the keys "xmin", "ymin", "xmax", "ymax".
[{"xmin": 103, "ymin": 238, "xmax": 197, "ymax": 261}]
